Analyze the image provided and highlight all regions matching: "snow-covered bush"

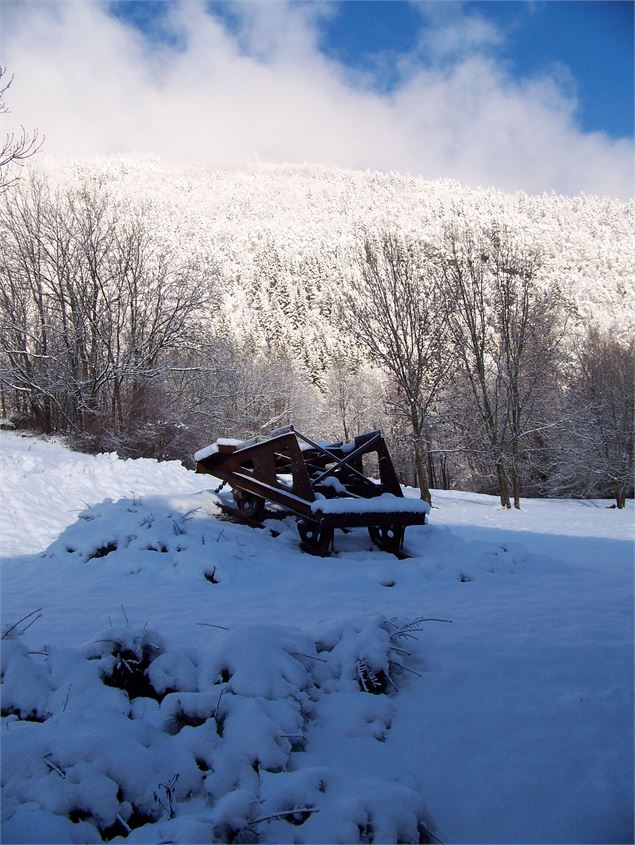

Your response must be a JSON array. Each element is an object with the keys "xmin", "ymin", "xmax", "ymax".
[{"xmin": 2, "ymin": 613, "xmax": 435, "ymax": 843}]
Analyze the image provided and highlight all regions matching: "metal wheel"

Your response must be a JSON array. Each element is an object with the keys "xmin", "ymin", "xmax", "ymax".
[
  {"xmin": 297, "ymin": 519, "xmax": 334, "ymax": 556},
  {"xmin": 232, "ymin": 488, "xmax": 266, "ymax": 521},
  {"xmin": 368, "ymin": 525, "xmax": 404, "ymax": 553}
]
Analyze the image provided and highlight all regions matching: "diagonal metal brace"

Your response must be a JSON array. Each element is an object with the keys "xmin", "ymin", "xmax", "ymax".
[
  {"xmin": 294, "ymin": 431, "xmax": 375, "ymax": 487},
  {"xmin": 311, "ymin": 432, "xmax": 383, "ymax": 485}
]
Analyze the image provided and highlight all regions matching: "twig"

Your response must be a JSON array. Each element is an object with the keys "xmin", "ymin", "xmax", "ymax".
[
  {"xmin": 120, "ymin": 605, "xmax": 129, "ymax": 624},
  {"xmin": 252, "ymin": 807, "xmax": 318, "ymax": 825},
  {"xmin": 2, "ymin": 608, "xmax": 42, "ymax": 639},
  {"xmin": 289, "ymin": 651, "xmax": 328, "ymax": 664},
  {"xmin": 62, "ymin": 685, "xmax": 71, "ymax": 712},
  {"xmin": 419, "ymin": 821, "xmax": 443, "ymax": 843},
  {"xmin": 389, "ymin": 660, "xmax": 423, "ymax": 678},
  {"xmin": 154, "ymin": 773, "xmax": 179, "ymax": 819},
  {"xmin": 385, "ymin": 670, "xmax": 399, "ymax": 692},
  {"xmin": 43, "ymin": 754, "xmax": 66, "ymax": 779},
  {"xmin": 197, "ymin": 622, "xmax": 229, "ymax": 631},
  {"xmin": 389, "ymin": 617, "xmax": 453, "ymax": 640},
  {"xmin": 214, "ymin": 688, "xmax": 225, "ymax": 721},
  {"xmin": 415, "ymin": 618, "xmax": 452, "ymax": 624},
  {"xmin": 116, "ymin": 814, "xmax": 132, "ymax": 835},
  {"xmin": 19, "ymin": 614, "xmax": 43, "ymax": 635}
]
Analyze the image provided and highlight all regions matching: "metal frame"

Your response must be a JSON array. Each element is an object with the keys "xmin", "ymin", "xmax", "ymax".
[{"xmin": 195, "ymin": 426, "xmax": 426, "ymax": 554}]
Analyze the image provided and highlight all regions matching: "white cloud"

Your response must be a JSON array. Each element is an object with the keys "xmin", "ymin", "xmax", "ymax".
[
  {"xmin": 410, "ymin": 1, "xmax": 505, "ymax": 61},
  {"xmin": 1, "ymin": 0, "xmax": 631, "ymax": 198}
]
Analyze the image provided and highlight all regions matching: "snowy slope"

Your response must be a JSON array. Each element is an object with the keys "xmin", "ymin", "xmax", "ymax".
[
  {"xmin": 1, "ymin": 432, "xmax": 633, "ymax": 844},
  {"xmin": 33, "ymin": 156, "xmax": 635, "ymax": 340}
]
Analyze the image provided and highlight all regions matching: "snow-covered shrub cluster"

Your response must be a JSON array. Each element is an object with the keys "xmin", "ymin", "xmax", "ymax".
[
  {"xmin": 2, "ymin": 614, "xmax": 434, "ymax": 844},
  {"xmin": 3, "ymin": 483, "xmax": 437, "ymax": 843},
  {"xmin": 42, "ymin": 496, "xmax": 196, "ymax": 568}
]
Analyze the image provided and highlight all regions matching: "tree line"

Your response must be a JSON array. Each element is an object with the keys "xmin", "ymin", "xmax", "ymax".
[
  {"xmin": 344, "ymin": 229, "xmax": 633, "ymax": 509},
  {"xmin": 0, "ymin": 173, "xmax": 632, "ymax": 509}
]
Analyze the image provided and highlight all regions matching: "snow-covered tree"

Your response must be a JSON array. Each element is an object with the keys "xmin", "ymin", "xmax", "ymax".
[
  {"xmin": 551, "ymin": 328, "xmax": 634, "ymax": 508},
  {"xmin": 0, "ymin": 67, "xmax": 42, "ymax": 191},
  {"xmin": 341, "ymin": 232, "xmax": 453, "ymax": 503},
  {"xmin": 0, "ymin": 174, "xmax": 211, "ymax": 447},
  {"xmin": 323, "ymin": 356, "xmax": 385, "ymax": 442},
  {"xmin": 437, "ymin": 222, "xmax": 565, "ymax": 508}
]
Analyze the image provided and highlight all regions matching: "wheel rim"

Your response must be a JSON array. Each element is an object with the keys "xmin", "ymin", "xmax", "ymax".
[
  {"xmin": 233, "ymin": 489, "xmax": 265, "ymax": 520},
  {"xmin": 368, "ymin": 525, "xmax": 404, "ymax": 553},
  {"xmin": 297, "ymin": 519, "xmax": 334, "ymax": 556}
]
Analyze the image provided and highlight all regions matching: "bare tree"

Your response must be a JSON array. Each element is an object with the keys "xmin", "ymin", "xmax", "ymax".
[
  {"xmin": 0, "ymin": 173, "xmax": 210, "ymax": 446},
  {"xmin": 324, "ymin": 355, "xmax": 384, "ymax": 442},
  {"xmin": 341, "ymin": 232, "xmax": 452, "ymax": 503},
  {"xmin": 438, "ymin": 223, "xmax": 565, "ymax": 508},
  {"xmin": 0, "ymin": 67, "xmax": 42, "ymax": 191},
  {"xmin": 551, "ymin": 328, "xmax": 634, "ymax": 508}
]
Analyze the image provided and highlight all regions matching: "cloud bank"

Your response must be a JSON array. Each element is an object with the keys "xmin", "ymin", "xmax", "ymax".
[{"xmin": 2, "ymin": 0, "xmax": 632, "ymax": 198}]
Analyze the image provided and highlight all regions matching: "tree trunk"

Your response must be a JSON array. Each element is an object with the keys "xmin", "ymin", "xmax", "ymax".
[
  {"xmin": 30, "ymin": 397, "xmax": 51, "ymax": 435},
  {"xmin": 511, "ymin": 445, "xmax": 521, "ymax": 509},
  {"xmin": 512, "ymin": 470, "xmax": 521, "ymax": 509},
  {"xmin": 496, "ymin": 461, "xmax": 512, "ymax": 509},
  {"xmin": 440, "ymin": 453, "xmax": 451, "ymax": 490},
  {"xmin": 614, "ymin": 482, "xmax": 626, "ymax": 509},
  {"xmin": 414, "ymin": 443, "xmax": 432, "ymax": 504},
  {"xmin": 427, "ymin": 450, "xmax": 437, "ymax": 490}
]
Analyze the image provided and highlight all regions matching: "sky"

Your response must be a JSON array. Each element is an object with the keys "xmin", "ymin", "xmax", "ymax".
[{"xmin": 1, "ymin": 0, "xmax": 633, "ymax": 198}]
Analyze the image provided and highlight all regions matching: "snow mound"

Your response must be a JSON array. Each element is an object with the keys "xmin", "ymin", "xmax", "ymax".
[
  {"xmin": 1, "ymin": 617, "xmax": 435, "ymax": 844},
  {"xmin": 42, "ymin": 495, "xmax": 215, "ymax": 569}
]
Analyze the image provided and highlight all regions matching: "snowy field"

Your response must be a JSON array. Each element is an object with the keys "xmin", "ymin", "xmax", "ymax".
[{"xmin": 1, "ymin": 431, "xmax": 633, "ymax": 844}]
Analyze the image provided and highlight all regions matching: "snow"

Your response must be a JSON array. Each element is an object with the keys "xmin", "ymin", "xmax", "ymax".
[
  {"xmin": 0, "ymin": 433, "xmax": 206, "ymax": 558},
  {"xmin": 1, "ymin": 432, "xmax": 633, "ymax": 844},
  {"xmin": 312, "ymin": 493, "xmax": 431, "ymax": 515},
  {"xmin": 29, "ymin": 157, "xmax": 635, "ymax": 355},
  {"xmin": 194, "ymin": 439, "xmax": 242, "ymax": 463}
]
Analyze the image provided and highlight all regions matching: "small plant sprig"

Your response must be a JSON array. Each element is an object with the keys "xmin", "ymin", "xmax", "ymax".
[
  {"xmin": 43, "ymin": 752, "xmax": 66, "ymax": 779},
  {"xmin": 2, "ymin": 608, "xmax": 43, "ymax": 640},
  {"xmin": 353, "ymin": 615, "xmax": 454, "ymax": 694},
  {"xmin": 153, "ymin": 773, "xmax": 179, "ymax": 819},
  {"xmin": 386, "ymin": 615, "xmax": 452, "ymax": 642},
  {"xmin": 233, "ymin": 805, "xmax": 319, "ymax": 841}
]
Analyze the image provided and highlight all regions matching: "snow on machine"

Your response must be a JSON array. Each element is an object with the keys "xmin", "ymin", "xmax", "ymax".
[{"xmin": 195, "ymin": 425, "xmax": 429, "ymax": 555}]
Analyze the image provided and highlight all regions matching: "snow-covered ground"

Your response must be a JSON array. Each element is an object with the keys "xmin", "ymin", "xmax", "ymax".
[{"xmin": 1, "ymin": 431, "xmax": 633, "ymax": 844}]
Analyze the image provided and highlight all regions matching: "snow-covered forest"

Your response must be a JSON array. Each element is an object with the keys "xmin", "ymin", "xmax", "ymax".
[{"xmin": 0, "ymin": 155, "xmax": 633, "ymax": 507}]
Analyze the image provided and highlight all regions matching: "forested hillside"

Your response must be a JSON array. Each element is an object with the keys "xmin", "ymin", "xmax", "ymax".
[{"xmin": 1, "ymin": 156, "xmax": 633, "ymax": 505}]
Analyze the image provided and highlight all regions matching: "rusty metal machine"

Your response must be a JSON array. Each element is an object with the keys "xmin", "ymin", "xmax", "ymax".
[{"xmin": 195, "ymin": 425, "xmax": 429, "ymax": 555}]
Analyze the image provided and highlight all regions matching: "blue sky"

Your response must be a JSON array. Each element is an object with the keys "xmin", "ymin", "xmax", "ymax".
[
  {"xmin": 4, "ymin": 0, "xmax": 633, "ymax": 196},
  {"xmin": 112, "ymin": 0, "xmax": 634, "ymax": 140},
  {"xmin": 325, "ymin": 1, "xmax": 633, "ymax": 139},
  {"xmin": 334, "ymin": 1, "xmax": 633, "ymax": 139}
]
